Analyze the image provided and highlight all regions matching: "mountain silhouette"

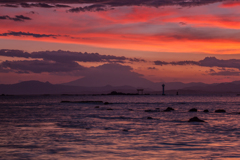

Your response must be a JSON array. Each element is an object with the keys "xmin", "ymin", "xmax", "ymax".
[
  {"xmin": 1, "ymin": 80, "xmax": 240, "ymax": 95},
  {"xmin": 63, "ymin": 74, "xmax": 154, "ymax": 88},
  {"xmin": 63, "ymin": 75, "xmax": 207, "ymax": 91},
  {"xmin": 0, "ymin": 80, "xmax": 142, "ymax": 95},
  {"xmin": 184, "ymin": 81, "xmax": 240, "ymax": 93},
  {"xmin": 63, "ymin": 63, "xmax": 207, "ymax": 90}
]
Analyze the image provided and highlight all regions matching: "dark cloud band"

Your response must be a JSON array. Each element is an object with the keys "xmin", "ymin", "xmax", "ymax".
[
  {"xmin": 0, "ymin": 49, "xmax": 144, "ymax": 63},
  {"xmin": 1, "ymin": 60, "xmax": 83, "ymax": 73},
  {"xmin": 154, "ymin": 57, "xmax": 240, "ymax": 76},
  {"xmin": 0, "ymin": 0, "xmax": 227, "ymax": 10},
  {"xmin": 0, "ymin": 15, "xmax": 31, "ymax": 21},
  {"xmin": 0, "ymin": 49, "xmax": 145, "ymax": 74},
  {"xmin": 154, "ymin": 57, "xmax": 240, "ymax": 70},
  {"xmin": 1, "ymin": 2, "xmax": 71, "ymax": 8},
  {"xmin": 67, "ymin": 4, "xmax": 113, "ymax": 13},
  {"xmin": 0, "ymin": 31, "xmax": 58, "ymax": 38}
]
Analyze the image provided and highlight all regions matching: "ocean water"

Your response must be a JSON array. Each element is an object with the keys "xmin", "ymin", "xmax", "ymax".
[{"xmin": 1, "ymin": 94, "xmax": 240, "ymax": 160}]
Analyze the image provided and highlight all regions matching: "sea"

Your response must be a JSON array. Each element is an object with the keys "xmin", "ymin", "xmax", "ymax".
[{"xmin": 1, "ymin": 94, "xmax": 240, "ymax": 160}]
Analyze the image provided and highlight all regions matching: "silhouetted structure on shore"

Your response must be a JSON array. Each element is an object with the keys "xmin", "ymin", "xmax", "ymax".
[{"xmin": 162, "ymin": 84, "xmax": 165, "ymax": 95}]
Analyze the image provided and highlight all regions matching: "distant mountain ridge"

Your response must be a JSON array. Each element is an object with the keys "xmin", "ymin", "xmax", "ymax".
[
  {"xmin": 63, "ymin": 74, "xmax": 154, "ymax": 89},
  {"xmin": 183, "ymin": 81, "xmax": 240, "ymax": 93},
  {"xmin": 63, "ymin": 76, "xmax": 207, "ymax": 91},
  {"xmin": 1, "ymin": 80, "xmax": 240, "ymax": 95},
  {"xmin": 62, "ymin": 63, "xmax": 208, "ymax": 90},
  {"xmin": 0, "ymin": 80, "xmax": 144, "ymax": 95}
]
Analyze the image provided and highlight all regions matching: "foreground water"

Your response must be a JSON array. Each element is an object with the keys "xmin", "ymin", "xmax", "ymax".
[{"xmin": 1, "ymin": 94, "xmax": 240, "ymax": 160}]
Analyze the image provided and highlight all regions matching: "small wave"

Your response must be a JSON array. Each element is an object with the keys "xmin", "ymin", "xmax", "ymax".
[
  {"xmin": 95, "ymin": 116, "xmax": 133, "ymax": 120},
  {"xmin": 56, "ymin": 121, "xmax": 92, "ymax": 129},
  {"xmin": 61, "ymin": 101, "xmax": 104, "ymax": 104},
  {"xmin": 0, "ymin": 144, "xmax": 40, "ymax": 149}
]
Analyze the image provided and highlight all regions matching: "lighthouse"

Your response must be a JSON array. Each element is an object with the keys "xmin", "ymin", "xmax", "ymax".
[{"xmin": 162, "ymin": 84, "xmax": 165, "ymax": 95}]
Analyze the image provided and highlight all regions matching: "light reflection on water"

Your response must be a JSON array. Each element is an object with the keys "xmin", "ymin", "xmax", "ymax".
[{"xmin": 0, "ymin": 95, "xmax": 240, "ymax": 159}]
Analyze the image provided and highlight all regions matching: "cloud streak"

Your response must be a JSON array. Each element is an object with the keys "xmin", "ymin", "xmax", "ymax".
[
  {"xmin": 154, "ymin": 57, "xmax": 240, "ymax": 76},
  {"xmin": 1, "ymin": 60, "xmax": 83, "ymax": 73},
  {"xmin": 0, "ymin": 49, "xmax": 145, "ymax": 63},
  {"xmin": 154, "ymin": 57, "xmax": 240, "ymax": 70},
  {"xmin": 209, "ymin": 70, "xmax": 240, "ymax": 76},
  {"xmin": 0, "ymin": 31, "xmax": 58, "ymax": 38},
  {"xmin": 154, "ymin": 60, "xmax": 199, "ymax": 66},
  {"xmin": 68, "ymin": 4, "xmax": 114, "ymax": 13},
  {"xmin": 21, "ymin": 2, "xmax": 71, "ymax": 8},
  {"xmin": 1, "ymin": 2, "xmax": 71, "ymax": 8},
  {"xmin": 0, "ymin": 15, "xmax": 31, "ymax": 21}
]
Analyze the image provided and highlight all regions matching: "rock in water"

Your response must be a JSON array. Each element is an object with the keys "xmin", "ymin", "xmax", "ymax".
[
  {"xmin": 203, "ymin": 109, "xmax": 209, "ymax": 113},
  {"xmin": 188, "ymin": 117, "xmax": 205, "ymax": 122},
  {"xmin": 104, "ymin": 102, "xmax": 109, "ymax": 105},
  {"xmin": 145, "ymin": 109, "xmax": 159, "ymax": 112},
  {"xmin": 145, "ymin": 109, "xmax": 153, "ymax": 112},
  {"xmin": 215, "ymin": 109, "xmax": 226, "ymax": 113},
  {"xmin": 189, "ymin": 108, "xmax": 197, "ymax": 112},
  {"xmin": 163, "ymin": 107, "xmax": 174, "ymax": 112}
]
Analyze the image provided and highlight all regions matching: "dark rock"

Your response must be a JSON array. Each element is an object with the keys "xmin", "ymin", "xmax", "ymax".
[
  {"xmin": 188, "ymin": 117, "xmax": 205, "ymax": 122},
  {"xmin": 203, "ymin": 109, "xmax": 209, "ymax": 113},
  {"xmin": 106, "ymin": 108, "xmax": 113, "ymax": 110},
  {"xmin": 128, "ymin": 109, "xmax": 133, "ymax": 111},
  {"xmin": 61, "ymin": 101, "xmax": 71, "ymax": 103},
  {"xmin": 145, "ymin": 109, "xmax": 159, "ymax": 112},
  {"xmin": 163, "ymin": 107, "xmax": 174, "ymax": 112},
  {"xmin": 189, "ymin": 108, "xmax": 197, "ymax": 112},
  {"xmin": 122, "ymin": 129, "xmax": 128, "ymax": 132},
  {"xmin": 104, "ymin": 102, "xmax": 109, "ymax": 105},
  {"xmin": 95, "ymin": 106, "xmax": 100, "ymax": 108},
  {"xmin": 215, "ymin": 109, "xmax": 226, "ymax": 113},
  {"xmin": 147, "ymin": 117, "xmax": 153, "ymax": 119}
]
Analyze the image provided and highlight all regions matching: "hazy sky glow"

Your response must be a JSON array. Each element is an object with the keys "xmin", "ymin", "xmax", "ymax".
[{"xmin": 1, "ymin": 0, "xmax": 240, "ymax": 84}]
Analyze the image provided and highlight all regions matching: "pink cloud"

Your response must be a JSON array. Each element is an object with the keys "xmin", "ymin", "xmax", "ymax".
[{"xmin": 220, "ymin": 1, "xmax": 240, "ymax": 8}]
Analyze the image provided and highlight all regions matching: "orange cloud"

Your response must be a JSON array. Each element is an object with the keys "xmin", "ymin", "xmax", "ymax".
[
  {"xmin": 2, "ymin": 26, "xmax": 240, "ymax": 55},
  {"xmin": 97, "ymin": 6, "xmax": 175, "ymax": 24},
  {"xmin": 220, "ymin": 1, "xmax": 240, "ymax": 7},
  {"xmin": 1, "ymin": 5, "xmax": 240, "ymax": 55},
  {"xmin": 164, "ymin": 15, "xmax": 240, "ymax": 29}
]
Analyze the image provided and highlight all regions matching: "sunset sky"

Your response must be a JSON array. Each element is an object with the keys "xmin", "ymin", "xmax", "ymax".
[{"xmin": 1, "ymin": 0, "xmax": 240, "ymax": 85}]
